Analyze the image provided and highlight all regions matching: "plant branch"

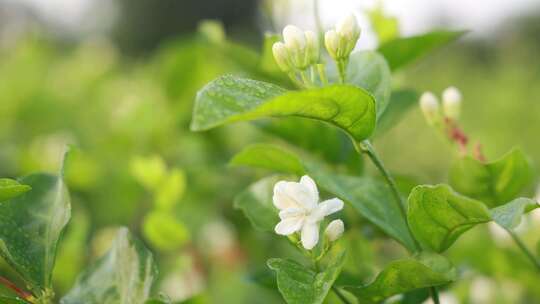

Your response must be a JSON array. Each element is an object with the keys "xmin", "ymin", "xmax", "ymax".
[
  {"xmin": 332, "ymin": 286, "xmax": 352, "ymax": 304},
  {"xmin": 507, "ymin": 229, "xmax": 540, "ymax": 271},
  {"xmin": 0, "ymin": 276, "xmax": 34, "ymax": 302},
  {"xmin": 430, "ymin": 287, "xmax": 440, "ymax": 304},
  {"xmin": 357, "ymin": 140, "xmax": 421, "ymax": 252}
]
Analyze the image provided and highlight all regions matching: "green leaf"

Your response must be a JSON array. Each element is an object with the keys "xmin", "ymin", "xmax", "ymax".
[
  {"xmin": 142, "ymin": 211, "xmax": 190, "ymax": 251},
  {"xmin": 346, "ymin": 252, "xmax": 456, "ymax": 303},
  {"xmin": 375, "ymin": 89, "xmax": 419, "ymax": 136},
  {"xmin": 367, "ymin": 4, "xmax": 400, "ymax": 44},
  {"xmin": 229, "ymin": 144, "xmax": 416, "ymax": 251},
  {"xmin": 155, "ymin": 169, "xmax": 186, "ymax": 210},
  {"xmin": 61, "ymin": 228, "xmax": 157, "ymax": 304},
  {"xmin": 0, "ymin": 297, "xmax": 31, "ymax": 304},
  {"xmin": 490, "ymin": 197, "xmax": 539, "ymax": 230},
  {"xmin": 230, "ymin": 144, "xmax": 305, "ymax": 175},
  {"xmin": 0, "ymin": 173, "xmax": 71, "ymax": 294},
  {"xmin": 233, "ymin": 176, "xmax": 281, "ymax": 232},
  {"xmin": 407, "ymin": 184, "xmax": 491, "ymax": 252},
  {"xmin": 0, "ymin": 178, "xmax": 31, "ymax": 203},
  {"xmin": 191, "ymin": 75, "xmax": 376, "ymax": 142},
  {"xmin": 268, "ymin": 250, "xmax": 346, "ymax": 304},
  {"xmin": 378, "ymin": 31, "xmax": 466, "ymax": 71},
  {"xmin": 328, "ymin": 51, "xmax": 391, "ymax": 118},
  {"xmin": 449, "ymin": 149, "xmax": 533, "ymax": 207}
]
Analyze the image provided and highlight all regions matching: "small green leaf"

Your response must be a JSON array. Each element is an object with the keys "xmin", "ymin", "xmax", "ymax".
[
  {"xmin": 191, "ymin": 75, "xmax": 376, "ymax": 142},
  {"xmin": 328, "ymin": 51, "xmax": 391, "ymax": 118},
  {"xmin": 233, "ymin": 176, "xmax": 281, "ymax": 232},
  {"xmin": 230, "ymin": 144, "xmax": 305, "ymax": 175},
  {"xmin": 490, "ymin": 197, "xmax": 539, "ymax": 230},
  {"xmin": 130, "ymin": 155, "xmax": 167, "ymax": 191},
  {"xmin": 367, "ymin": 4, "xmax": 400, "ymax": 44},
  {"xmin": 346, "ymin": 252, "xmax": 456, "ymax": 303},
  {"xmin": 449, "ymin": 149, "xmax": 533, "ymax": 207},
  {"xmin": 61, "ymin": 228, "xmax": 157, "ymax": 304},
  {"xmin": 378, "ymin": 31, "xmax": 466, "ymax": 70},
  {"xmin": 0, "ymin": 178, "xmax": 31, "ymax": 203},
  {"xmin": 0, "ymin": 173, "xmax": 70, "ymax": 294},
  {"xmin": 407, "ymin": 184, "xmax": 491, "ymax": 252},
  {"xmin": 268, "ymin": 250, "xmax": 346, "ymax": 304},
  {"xmin": 375, "ymin": 89, "xmax": 419, "ymax": 136},
  {"xmin": 142, "ymin": 211, "xmax": 190, "ymax": 251},
  {"xmin": 155, "ymin": 169, "xmax": 186, "ymax": 210}
]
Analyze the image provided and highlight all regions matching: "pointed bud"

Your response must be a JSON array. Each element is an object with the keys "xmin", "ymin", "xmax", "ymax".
[
  {"xmin": 419, "ymin": 92, "xmax": 440, "ymax": 125},
  {"xmin": 442, "ymin": 86, "xmax": 462, "ymax": 120},
  {"xmin": 324, "ymin": 30, "xmax": 340, "ymax": 60},
  {"xmin": 324, "ymin": 219, "xmax": 344, "ymax": 242},
  {"xmin": 272, "ymin": 42, "xmax": 292, "ymax": 72},
  {"xmin": 336, "ymin": 14, "xmax": 361, "ymax": 43},
  {"xmin": 304, "ymin": 30, "xmax": 319, "ymax": 64},
  {"xmin": 283, "ymin": 25, "xmax": 306, "ymax": 51}
]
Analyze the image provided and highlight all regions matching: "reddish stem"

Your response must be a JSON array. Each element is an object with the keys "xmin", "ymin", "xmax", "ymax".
[{"xmin": 0, "ymin": 276, "xmax": 33, "ymax": 301}]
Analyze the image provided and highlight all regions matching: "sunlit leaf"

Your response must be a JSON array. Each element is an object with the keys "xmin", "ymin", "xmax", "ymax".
[
  {"xmin": 378, "ymin": 31, "xmax": 466, "ymax": 70},
  {"xmin": 190, "ymin": 75, "xmax": 376, "ymax": 142},
  {"xmin": 143, "ymin": 211, "xmax": 190, "ymax": 251},
  {"xmin": 328, "ymin": 51, "xmax": 391, "ymax": 118},
  {"xmin": 229, "ymin": 144, "xmax": 305, "ymax": 175},
  {"xmin": 0, "ymin": 173, "xmax": 70, "ymax": 295},
  {"xmin": 233, "ymin": 176, "xmax": 281, "ymax": 232},
  {"xmin": 0, "ymin": 178, "xmax": 31, "ymax": 203},
  {"xmin": 449, "ymin": 149, "xmax": 533, "ymax": 207},
  {"xmin": 490, "ymin": 197, "xmax": 539, "ymax": 230},
  {"xmin": 407, "ymin": 184, "xmax": 491, "ymax": 252},
  {"xmin": 345, "ymin": 252, "xmax": 456, "ymax": 303},
  {"xmin": 61, "ymin": 228, "xmax": 157, "ymax": 304},
  {"xmin": 155, "ymin": 169, "xmax": 186, "ymax": 210},
  {"xmin": 268, "ymin": 250, "xmax": 346, "ymax": 304}
]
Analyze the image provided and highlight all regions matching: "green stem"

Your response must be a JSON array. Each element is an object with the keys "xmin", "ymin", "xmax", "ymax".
[
  {"xmin": 316, "ymin": 64, "xmax": 328, "ymax": 86},
  {"xmin": 357, "ymin": 140, "xmax": 421, "ymax": 252},
  {"xmin": 430, "ymin": 287, "xmax": 440, "ymax": 304},
  {"xmin": 337, "ymin": 59, "xmax": 347, "ymax": 83},
  {"xmin": 300, "ymin": 70, "xmax": 312, "ymax": 87},
  {"xmin": 332, "ymin": 286, "xmax": 352, "ymax": 304},
  {"xmin": 313, "ymin": 0, "xmax": 324, "ymax": 42},
  {"xmin": 507, "ymin": 229, "xmax": 540, "ymax": 271}
]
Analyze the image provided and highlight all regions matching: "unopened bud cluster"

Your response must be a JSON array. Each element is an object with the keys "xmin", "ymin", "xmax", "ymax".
[
  {"xmin": 419, "ymin": 86, "xmax": 462, "ymax": 126},
  {"xmin": 272, "ymin": 14, "xmax": 361, "ymax": 87}
]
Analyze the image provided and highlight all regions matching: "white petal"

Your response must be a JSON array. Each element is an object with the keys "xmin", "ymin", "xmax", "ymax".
[
  {"xmin": 312, "ymin": 198, "xmax": 344, "ymax": 221},
  {"xmin": 324, "ymin": 219, "xmax": 344, "ymax": 242},
  {"xmin": 279, "ymin": 208, "xmax": 305, "ymax": 220},
  {"xmin": 300, "ymin": 175, "xmax": 319, "ymax": 203},
  {"xmin": 301, "ymin": 222, "xmax": 319, "ymax": 250},
  {"xmin": 275, "ymin": 217, "xmax": 303, "ymax": 235},
  {"xmin": 285, "ymin": 181, "xmax": 318, "ymax": 210},
  {"xmin": 273, "ymin": 181, "xmax": 301, "ymax": 210}
]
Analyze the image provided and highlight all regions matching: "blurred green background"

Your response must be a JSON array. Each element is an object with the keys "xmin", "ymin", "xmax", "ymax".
[{"xmin": 0, "ymin": 0, "xmax": 539, "ymax": 303}]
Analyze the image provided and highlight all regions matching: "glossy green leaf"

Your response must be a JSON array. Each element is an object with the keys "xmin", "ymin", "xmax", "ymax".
[
  {"xmin": 268, "ymin": 250, "xmax": 346, "ymax": 304},
  {"xmin": 375, "ymin": 89, "xmax": 419, "ymax": 136},
  {"xmin": 61, "ymin": 228, "xmax": 157, "ymax": 304},
  {"xmin": 346, "ymin": 252, "xmax": 456, "ymax": 303},
  {"xmin": 378, "ymin": 31, "xmax": 465, "ymax": 70},
  {"xmin": 190, "ymin": 75, "xmax": 376, "ymax": 142},
  {"xmin": 328, "ymin": 51, "xmax": 391, "ymax": 118},
  {"xmin": 0, "ymin": 178, "xmax": 31, "ymax": 203},
  {"xmin": 449, "ymin": 149, "xmax": 533, "ymax": 207},
  {"xmin": 0, "ymin": 173, "xmax": 70, "ymax": 294},
  {"xmin": 229, "ymin": 144, "xmax": 416, "ymax": 251},
  {"xmin": 490, "ymin": 197, "xmax": 539, "ymax": 229},
  {"xmin": 233, "ymin": 176, "xmax": 281, "ymax": 231},
  {"xmin": 407, "ymin": 184, "xmax": 491, "ymax": 252},
  {"xmin": 230, "ymin": 144, "xmax": 305, "ymax": 175}
]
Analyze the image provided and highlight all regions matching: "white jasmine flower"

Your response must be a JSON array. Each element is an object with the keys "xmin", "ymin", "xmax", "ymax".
[
  {"xmin": 325, "ymin": 14, "xmax": 361, "ymax": 60},
  {"xmin": 282, "ymin": 25, "xmax": 306, "ymax": 51},
  {"xmin": 324, "ymin": 30, "xmax": 340, "ymax": 59},
  {"xmin": 324, "ymin": 219, "xmax": 344, "ymax": 242},
  {"xmin": 273, "ymin": 175, "xmax": 344, "ymax": 250},
  {"xmin": 419, "ymin": 91, "xmax": 440, "ymax": 125},
  {"xmin": 442, "ymin": 86, "xmax": 462, "ymax": 119}
]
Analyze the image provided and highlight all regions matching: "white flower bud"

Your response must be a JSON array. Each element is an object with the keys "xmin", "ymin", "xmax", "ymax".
[
  {"xmin": 336, "ymin": 14, "xmax": 361, "ymax": 43},
  {"xmin": 283, "ymin": 25, "xmax": 306, "ymax": 51},
  {"xmin": 419, "ymin": 92, "xmax": 440, "ymax": 125},
  {"xmin": 324, "ymin": 30, "xmax": 340, "ymax": 60},
  {"xmin": 272, "ymin": 42, "xmax": 292, "ymax": 72},
  {"xmin": 442, "ymin": 86, "xmax": 462, "ymax": 120},
  {"xmin": 304, "ymin": 30, "xmax": 319, "ymax": 65},
  {"xmin": 324, "ymin": 219, "xmax": 344, "ymax": 242}
]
